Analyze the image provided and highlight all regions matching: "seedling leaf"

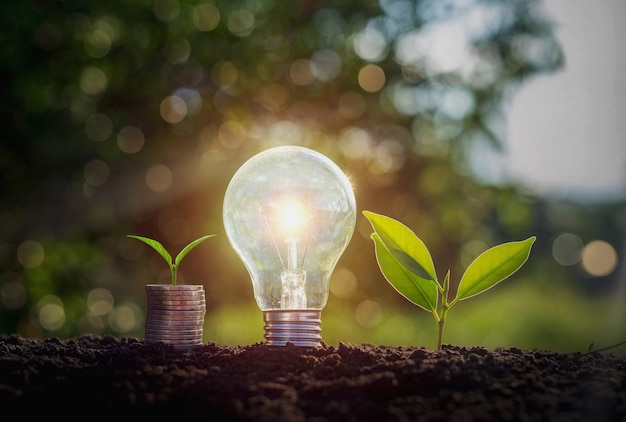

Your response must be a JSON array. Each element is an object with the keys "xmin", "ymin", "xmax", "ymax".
[
  {"xmin": 175, "ymin": 234, "xmax": 216, "ymax": 266},
  {"xmin": 127, "ymin": 235, "xmax": 172, "ymax": 266},
  {"xmin": 456, "ymin": 236, "xmax": 536, "ymax": 301},
  {"xmin": 363, "ymin": 211, "xmax": 437, "ymax": 282},
  {"xmin": 371, "ymin": 233, "xmax": 438, "ymax": 312}
]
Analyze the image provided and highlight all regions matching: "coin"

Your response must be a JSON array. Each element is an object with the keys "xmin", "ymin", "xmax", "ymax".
[
  {"xmin": 146, "ymin": 326, "xmax": 202, "ymax": 335},
  {"xmin": 146, "ymin": 285, "xmax": 205, "ymax": 291},
  {"xmin": 147, "ymin": 308, "xmax": 205, "ymax": 314},
  {"xmin": 145, "ymin": 333, "xmax": 203, "ymax": 341},
  {"xmin": 147, "ymin": 298, "xmax": 206, "ymax": 305},
  {"xmin": 145, "ymin": 321, "xmax": 203, "ymax": 330},
  {"xmin": 147, "ymin": 314, "xmax": 205, "ymax": 323},
  {"xmin": 145, "ymin": 338, "xmax": 203, "ymax": 344},
  {"xmin": 146, "ymin": 292, "xmax": 206, "ymax": 301}
]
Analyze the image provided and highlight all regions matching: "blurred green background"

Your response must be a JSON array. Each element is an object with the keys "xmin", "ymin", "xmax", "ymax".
[{"xmin": 1, "ymin": 0, "xmax": 624, "ymax": 354}]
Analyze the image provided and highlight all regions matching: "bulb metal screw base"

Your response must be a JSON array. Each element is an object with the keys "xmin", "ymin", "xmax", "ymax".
[{"xmin": 263, "ymin": 309, "xmax": 322, "ymax": 347}]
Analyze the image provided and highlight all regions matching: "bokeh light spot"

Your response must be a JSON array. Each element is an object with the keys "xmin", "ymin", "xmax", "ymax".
[
  {"xmin": 355, "ymin": 299, "xmax": 383, "ymax": 327},
  {"xmin": 367, "ymin": 140, "xmax": 406, "ymax": 174},
  {"xmin": 0, "ymin": 278, "xmax": 27, "ymax": 309},
  {"xmin": 145, "ymin": 164, "xmax": 173, "ymax": 192},
  {"xmin": 339, "ymin": 127, "xmax": 373, "ymax": 165},
  {"xmin": 192, "ymin": 3, "xmax": 220, "ymax": 31},
  {"xmin": 358, "ymin": 64, "xmax": 386, "ymax": 92},
  {"xmin": 581, "ymin": 240, "xmax": 618, "ymax": 277},
  {"xmin": 227, "ymin": 9, "xmax": 255, "ymax": 37},
  {"xmin": 87, "ymin": 288, "xmax": 114, "ymax": 316},
  {"xmin": 160, "ymin": 95, "xmax": 187, "ymax": 123},
  {"xmin": 311, "ymin": 49, "xmax": 341, "ymax": 81},
  {"xmin": 84, "ymin": 29, "xmax": 112, "ymax": 58},
  {"xmin": 353, "ymin": 27, "xmax": 387, "ymax": 62},
  {"xmin": 438, "ymin": 87, "xmax": 475, "ymax": 120},
  {"xmin": 80, "ymin": 66, "xmax": 108, "ymax": 96},
  {"xmin": 289, "ymin": 59, "xmax": 315, "ymax": 86},
  {"xmin": 117, "ymin": 126, "xmax": 145, "ymax": 153},
  {"xmin": 174, "ymin": 88, "xmax": 203, "ymax": 116},
  {"xmin": 259, "ymin": 83, "xmax": 289, "ymax": 110},
  {"xmin": 85, "ymin": 112, "xmax": 113, "ymax": 141},
  {"xmin": 17, "ymin": 240, "xmax": 45, "ymax": 268},
  {"xmin": 552, "ymin": 232, "xmax": 583, "ymax": 266},
  {"xmin": 64, "ymin": 86, "xmax": 97, "ymax": 120},
  {"xmin": 212, "ymin": 61, "xmax": 239, "ymax": 87},
  {"xmin": 330, "ymin": 267, "xmax": 357, "ymax": 298},
  {"xmin": 218, "ymin": 120, "xmax": 246, "ymax": 149},
  {"xmin": 36, "ymin": 295, "xmax": 65, "ymax": 331},
  {"xmin": 108, "ymin": 303, "xmax": 141, "ymax": 334}
]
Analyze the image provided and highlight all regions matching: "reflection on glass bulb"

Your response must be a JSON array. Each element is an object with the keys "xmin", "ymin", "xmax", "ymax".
[{"xmin": 223, "ymin": 145, "xmax": 357, "ymax": 347}]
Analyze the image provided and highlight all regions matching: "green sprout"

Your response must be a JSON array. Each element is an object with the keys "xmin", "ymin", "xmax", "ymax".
[
  {"xmin": 127, "ymin": 234, "xmax": 216, "ymax": 286},
  {"xmin": 363, "ymin": 211, "xmax": 536, "ymax": 350}
]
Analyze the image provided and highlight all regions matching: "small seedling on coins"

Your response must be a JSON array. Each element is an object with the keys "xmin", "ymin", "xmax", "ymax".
[
  {"xmin": 127, "ymin": 234, "xmax": 216, "ymax": 286},
  {"xmin": 363, "ymin": 211, "xmax": 535, "ymax": 350}
]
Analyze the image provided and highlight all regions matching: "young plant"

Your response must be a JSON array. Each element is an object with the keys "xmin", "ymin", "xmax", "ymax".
[
  {"xmin": 127, "ymin": 234, "xmax": 216, "ymax": 286},
  {"xmin": 363, "ymin": 210, "xmax": 536, "ymax": 350}
]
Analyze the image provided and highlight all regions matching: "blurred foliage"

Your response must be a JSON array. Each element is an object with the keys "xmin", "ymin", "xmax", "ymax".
[{"xmin": 0, "ymin": 0, "xmax": 624, "ymax": 349}]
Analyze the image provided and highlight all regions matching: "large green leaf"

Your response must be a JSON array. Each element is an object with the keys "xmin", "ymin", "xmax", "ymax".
[
  {"xmin": 127, "ymin": 235, "xmax": 172, "ymax": 268},
  {"xmin": 371, "ymin": 233, "xmax": 438, "ymax": 312},
  {"xmin": 174, "ymin": 234, "xmax": 216, "ymax": 266},
  {"xmin": 363, "ymin": 211, "xmax": 437, "ymax": 282},
  {"xmin": 456, "ymin": 236, "xmax": 536, "ymax": 301}
]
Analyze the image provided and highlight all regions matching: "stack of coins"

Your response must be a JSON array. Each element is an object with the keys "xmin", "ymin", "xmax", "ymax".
[{"xmin": 145, "ymin": 284, "xmax": 206, "ymax": 350}]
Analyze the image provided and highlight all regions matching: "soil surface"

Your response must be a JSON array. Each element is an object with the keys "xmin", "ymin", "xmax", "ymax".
[{"xmin": 0, "ymin": 334, "xmax": 624, "ymax": 420}]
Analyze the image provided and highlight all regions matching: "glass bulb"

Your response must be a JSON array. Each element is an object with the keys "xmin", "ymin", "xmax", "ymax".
[{"xmin": 223, "ymin": 146, "xmax": 357, "ymax": 347}]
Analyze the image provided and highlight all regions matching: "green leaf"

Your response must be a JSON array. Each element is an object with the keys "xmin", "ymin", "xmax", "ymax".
[
  {"xmin": 127, "ymin": 235, "xmax": 172, "ymax": 268},
  {"xmin": 363, "ymin": 211, "xmax": 437, "ymax": 282},
  {"xmin": 371, "ymin": 233, "xmax": 438, "ymax": 312},
  {"xmin": 456, "ymin": 236, "xmax": 536, "ymax": 301},
  {"xmin": 174, "ymin": 234, "xmax": 216, "ymax": 266}
]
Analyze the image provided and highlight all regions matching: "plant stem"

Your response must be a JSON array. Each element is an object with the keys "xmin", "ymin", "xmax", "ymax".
[
  {"xmin": 171, "ymin": 264, "xmax": 177, "ymax": 286},
  {"xmin": 437, "ymin": 318, "xmax": 445, "ymax": 351},
  {"xmin": 437, "ymin": 270, "xmax": 451, "ymax": 350}
]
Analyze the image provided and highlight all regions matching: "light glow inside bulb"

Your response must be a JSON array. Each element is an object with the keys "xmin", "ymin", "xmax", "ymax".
[{"xmin": 272, "ymin": 199, "xmax": 308, "ymax": 238}]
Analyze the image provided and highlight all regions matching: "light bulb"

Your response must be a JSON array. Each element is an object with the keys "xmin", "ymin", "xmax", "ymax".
[{"xmin": 223, "ymin": 146, "xmax": 357, "ymax": 347}]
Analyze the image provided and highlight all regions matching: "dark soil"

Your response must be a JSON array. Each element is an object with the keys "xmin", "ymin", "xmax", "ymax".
[{"xmin": 0, "ymin": 334, "xmax": 624, "ymax": 421}]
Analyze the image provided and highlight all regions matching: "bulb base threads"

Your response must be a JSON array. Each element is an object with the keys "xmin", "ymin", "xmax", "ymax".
[{"xmin": 263, "ymin": 309, "xmax": 322, "ymax": 347}]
